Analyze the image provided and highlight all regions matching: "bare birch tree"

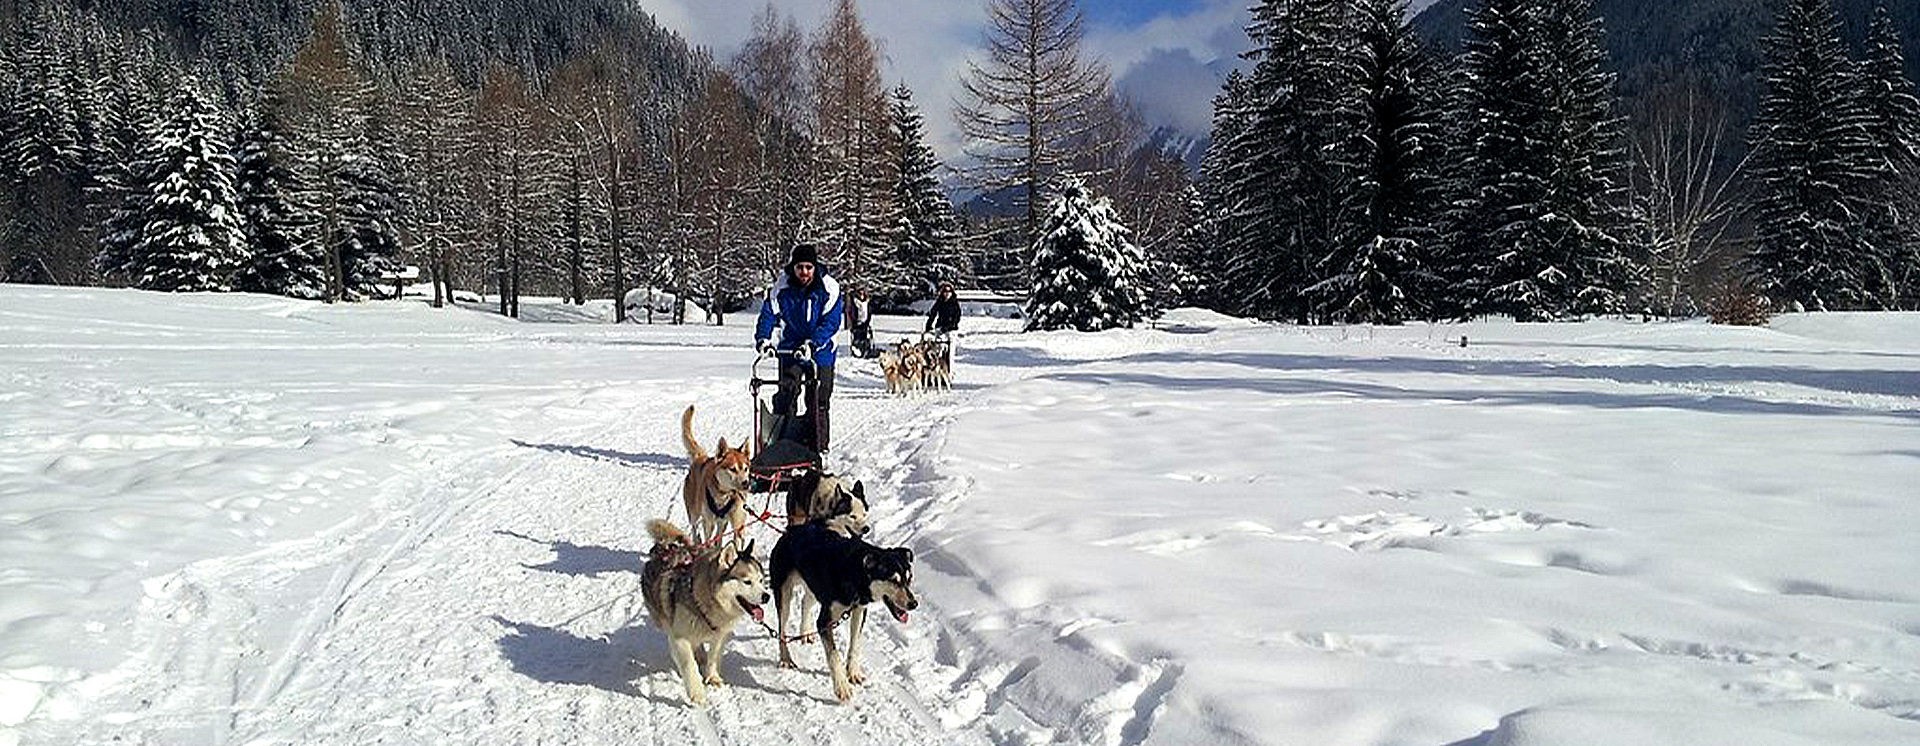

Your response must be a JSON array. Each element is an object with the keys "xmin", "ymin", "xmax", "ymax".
[{"xmin": 1627, "ymin": 88, "xmax": 1748, "ymax": 318}]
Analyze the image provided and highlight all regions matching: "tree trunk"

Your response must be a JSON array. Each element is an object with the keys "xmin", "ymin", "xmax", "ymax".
[{"xmin": 610, "ymin": 163, "xmax": 626, "ymax": 323}]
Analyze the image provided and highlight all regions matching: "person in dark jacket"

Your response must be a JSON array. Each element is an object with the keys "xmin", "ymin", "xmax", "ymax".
[
  {"xmin": 925, "ymin": 282, "xmax": 960, "ymax": 336},
  {"xmin": 755, "ymin": 243, "xmax": 843, "ymax": 454}
]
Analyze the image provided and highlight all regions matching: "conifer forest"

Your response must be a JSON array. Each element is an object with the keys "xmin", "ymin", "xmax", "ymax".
[{"xmin": 4, "ymin": 0, "xmax": 1919, "ymax": 330}]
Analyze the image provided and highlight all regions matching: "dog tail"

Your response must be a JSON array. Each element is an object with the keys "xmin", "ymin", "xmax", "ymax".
[
  {"xmin": 680, "ymin": 405, "xmax": 707, "ymax": 461},
  {"xmin": 647, "ymin": 518, "xmax": 688, "ymax": 547}
]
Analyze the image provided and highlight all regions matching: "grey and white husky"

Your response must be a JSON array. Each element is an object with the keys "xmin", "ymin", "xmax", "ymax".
[{"xmin": 639, "ymin": 519, "xmax": 769, "ymax": 706}]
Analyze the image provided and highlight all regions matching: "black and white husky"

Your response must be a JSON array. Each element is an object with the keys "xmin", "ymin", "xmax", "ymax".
[{"xmin": 767, "ymin": 522, "xmax": 918, "ymax": 703}]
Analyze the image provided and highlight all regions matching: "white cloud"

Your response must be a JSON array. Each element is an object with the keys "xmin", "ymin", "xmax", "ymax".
[
  {"xmin": 630, "ymin": 0, "xmax": 987, "ymax": 161},
  {"xmin": 628, "ymin": 0, "xmax": 1264, "ymax": 162}
]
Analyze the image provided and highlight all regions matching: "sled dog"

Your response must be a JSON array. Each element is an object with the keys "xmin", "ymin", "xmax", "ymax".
[
  {"xmin": 681, "ymin": 405, "xmax": 752, "ymax": 546},
  {"xmin": 768, "ymin": 523, "xmax": 918, "ymax": 703},
  {"xmin": 879, "ymin": 339, "xmax": 949, "ymax": 395},
  {"xmin": 878, "ymin": 347, "xmax": 906, "ymax": 395},
  {"xmin": 784, "ymin": 469, "xmax": 871, "ymax": 537},
  {"xmin": 640, "ymin": 519, "xmax": 769, "ymax": 706},
  {"xmin": 777, "ymin": 470, "xmax": 873, "ymax": 650}
]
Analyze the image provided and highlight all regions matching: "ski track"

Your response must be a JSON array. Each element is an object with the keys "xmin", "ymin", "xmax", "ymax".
[{"xmin": 40, "ymin": 348, "xmax": 1002, "ymax": 745}]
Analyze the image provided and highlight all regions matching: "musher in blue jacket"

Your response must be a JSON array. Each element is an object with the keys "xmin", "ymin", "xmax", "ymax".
[{"xmin": 754, "ymin": 243, "xmax": 843, "ymax": 454}]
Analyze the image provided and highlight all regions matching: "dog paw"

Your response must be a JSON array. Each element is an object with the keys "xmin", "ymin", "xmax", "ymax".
[
  {"xmin": 778, "ymin": 656, "xmax": 798, "ymax": 670},
  {"xmin": 834, "ymin": 680, "xmax": 854, "ymax": 703},
  {"xmin": 799, "ymin": 633, "xmax": 817, "ymax": 644},
  {"xmin": 849, "ymin": 669, "xmax": 867, "ymax": 685},
  {"xmin": 704, "ymin": 673, "xmax": 726, "ymax": 687}
]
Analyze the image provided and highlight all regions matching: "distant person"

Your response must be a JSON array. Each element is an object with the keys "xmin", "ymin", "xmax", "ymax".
[
  {"xmin": 925, "ymin": 281, "xmax": 961, "ymax": 338},
  {"xmin": 847, "ymin": 286, "xmax": 875, "ymax": 359},
  {"xmin": 754, "ymin": 243, "xmax": 842, "ymax": 454}
]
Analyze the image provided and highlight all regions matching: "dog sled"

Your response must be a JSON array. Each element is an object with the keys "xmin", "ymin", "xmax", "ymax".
[{"xmin": 749, "ymin": 349, "xmax": 821, "ymax": 493}]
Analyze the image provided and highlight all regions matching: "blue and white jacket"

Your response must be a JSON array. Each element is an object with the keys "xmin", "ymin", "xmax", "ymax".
[{"xmin": 755, "ymin": 271, "xmax": 842, "ymax": 368}]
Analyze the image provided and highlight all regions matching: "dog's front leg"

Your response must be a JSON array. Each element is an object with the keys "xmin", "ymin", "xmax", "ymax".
[
  {"xmin": 819, "ymin": 607, "xmax": 852, "ymax": 703},
  {"xmin": 703, "ymin": 630, "xmax": 732, "ymax": 688},
  {"xmin": 669, "ymin": 637, "xmax": 708, "ymax": 706},
  {"xmin": 845, "ymin": 605, "xmax": 868, "ymax": 685}
]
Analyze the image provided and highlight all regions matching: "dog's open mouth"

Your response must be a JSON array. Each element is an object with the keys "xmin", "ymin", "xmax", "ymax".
[
  {"xmin": 739, "ymin": 596, "xmax": 765, "ymax": 623},
  {"xmin": 884, "ymin": 597, "xmax": 909, "ymax": 623}
]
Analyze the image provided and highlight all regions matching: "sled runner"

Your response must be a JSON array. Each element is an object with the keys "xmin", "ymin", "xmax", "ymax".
[{"xmin": 749, "ymin": 349, "xmax": 821, "ymax": 493}]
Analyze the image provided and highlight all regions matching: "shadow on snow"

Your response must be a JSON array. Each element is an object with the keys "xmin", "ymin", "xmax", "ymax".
[{"xmin": 496, "ymin": 530, "xmax": 642, "ymax": 578}]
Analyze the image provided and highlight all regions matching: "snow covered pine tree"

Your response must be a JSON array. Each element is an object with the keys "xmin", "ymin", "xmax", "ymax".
[
  {"xmin": 119, "ymin": 86, "xmax": 246, "ymax": 293},
  {"xmin": 1023, "ymin": 178, "xmax": 1148, "ymax": 332}
]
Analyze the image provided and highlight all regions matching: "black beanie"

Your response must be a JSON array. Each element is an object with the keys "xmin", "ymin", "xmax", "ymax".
[{"xmin": 788, "ymin": 243, "xmax": 820, "ymax": 268}]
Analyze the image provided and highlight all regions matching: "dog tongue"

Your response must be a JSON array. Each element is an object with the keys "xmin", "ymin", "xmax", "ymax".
[
  {"xmin": 895, "ymin": 610, "xmax": 909, "ymax": 623},
  {"xmin": 749, "ymin": 605, "xmax": 765, "ymax": 623}
]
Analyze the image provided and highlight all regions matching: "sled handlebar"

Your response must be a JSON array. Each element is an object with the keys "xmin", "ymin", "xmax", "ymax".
[{"xmin": 751, "ymin": 347, "xmax": 817, "ymax": 392}]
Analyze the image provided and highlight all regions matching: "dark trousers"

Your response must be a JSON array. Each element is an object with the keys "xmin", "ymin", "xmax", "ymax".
[{"xmin": 773, "ymin": 361, "xmax": 835, "ymax": 453}]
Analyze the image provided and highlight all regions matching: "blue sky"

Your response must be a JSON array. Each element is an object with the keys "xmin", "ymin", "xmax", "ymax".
[{"xmin": 1081, "ymin": 0, "xmax": 1212, "ymax": 27}]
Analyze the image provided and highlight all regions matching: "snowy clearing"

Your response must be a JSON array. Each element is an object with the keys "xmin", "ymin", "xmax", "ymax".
[{"xmin": 2, "ymin": 286, "xmax": 1918, "ymax": 745}]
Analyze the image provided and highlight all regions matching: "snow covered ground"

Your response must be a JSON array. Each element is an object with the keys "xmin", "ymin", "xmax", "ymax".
[{"xmin": 3, "ymin": 285, "xmax": 1918, "ymax": 745}]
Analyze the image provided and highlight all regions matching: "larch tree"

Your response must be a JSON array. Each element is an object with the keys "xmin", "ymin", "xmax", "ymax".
[
  {"xmin": 474, "ymin": 65, "xmax": 556, "ymax": 319},
  {"xmin": 394, "ymin": 57, "xmax": 476, "ymax": 309},
  {"xmin": 734, "ymin": 4, "xmax": 814, "ymax": 279},
  {"xmin": 278, "ymin": 0, "xmax": 395, "ymax": 302},
  {"xmin": 955, "ymin": 0, "xmax": 1111, "ymax": 256},
  {"xmin": 809, "ymin": 0, "xmax": 897, "ymax": 291}
]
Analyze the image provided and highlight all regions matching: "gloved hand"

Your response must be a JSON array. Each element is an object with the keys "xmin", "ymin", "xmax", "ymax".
[
  {"xmin": 756, "ymin": 338, "xmax": 775, "ymax": 355},
  {"xmin": 797, "ymin": 341, "xmax": 814, "ymax": 360}
]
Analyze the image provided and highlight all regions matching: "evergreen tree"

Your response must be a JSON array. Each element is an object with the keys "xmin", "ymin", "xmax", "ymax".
[
  {"xmin": 1121, "ymin": 177, "xmax": 1195, "ymax": 316},
  {"xmin": 232, "ymin": 97, "xmax": 326, "ymax": 298},
  {"xmin": 336, "ymin": 153, "xmax": 402, "ymax": 297},
  {"xmin": 1189, "ymin": 70, "xmax": 1252, "ymax": 312},
  {"xmin": 887, "ymin": 84, "xmax": 961, "ymax": 298},
  {"xmin": 1540, "ymin": 0, "xmax": 1636, "ymax": 317},
  {"xmin": 1451, "ymin": 0, "xmax": 1631, "ymax": 321},
  {"xmin": 1023, "ymin": 178, "xmax": 1148, "ymax": 332},
  {"xmin": 1, "ymin": 8, "xmax": 90, "ymax": 284},
  {"xmin": 1861, "ymin": 1, "xmax": 1920, "ymax": 309},
  {"xmin": 1317, "ymin": 0, "xmax": 1445, "ymax": 324},
  {"xmin": 1306, "ymin": 235, "xmax": 1425, "ymax": 325},
  {"xmin": 121, "ymin": 86, "xmax": 245, "ymax": 292},
  {"xmin": 1215, "ymin": 0, "xmax": 1355, "ymax": 323},
  {"xmin": 1747, "ymin": 0, "xmax": 1888, "ymax": 311}
]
